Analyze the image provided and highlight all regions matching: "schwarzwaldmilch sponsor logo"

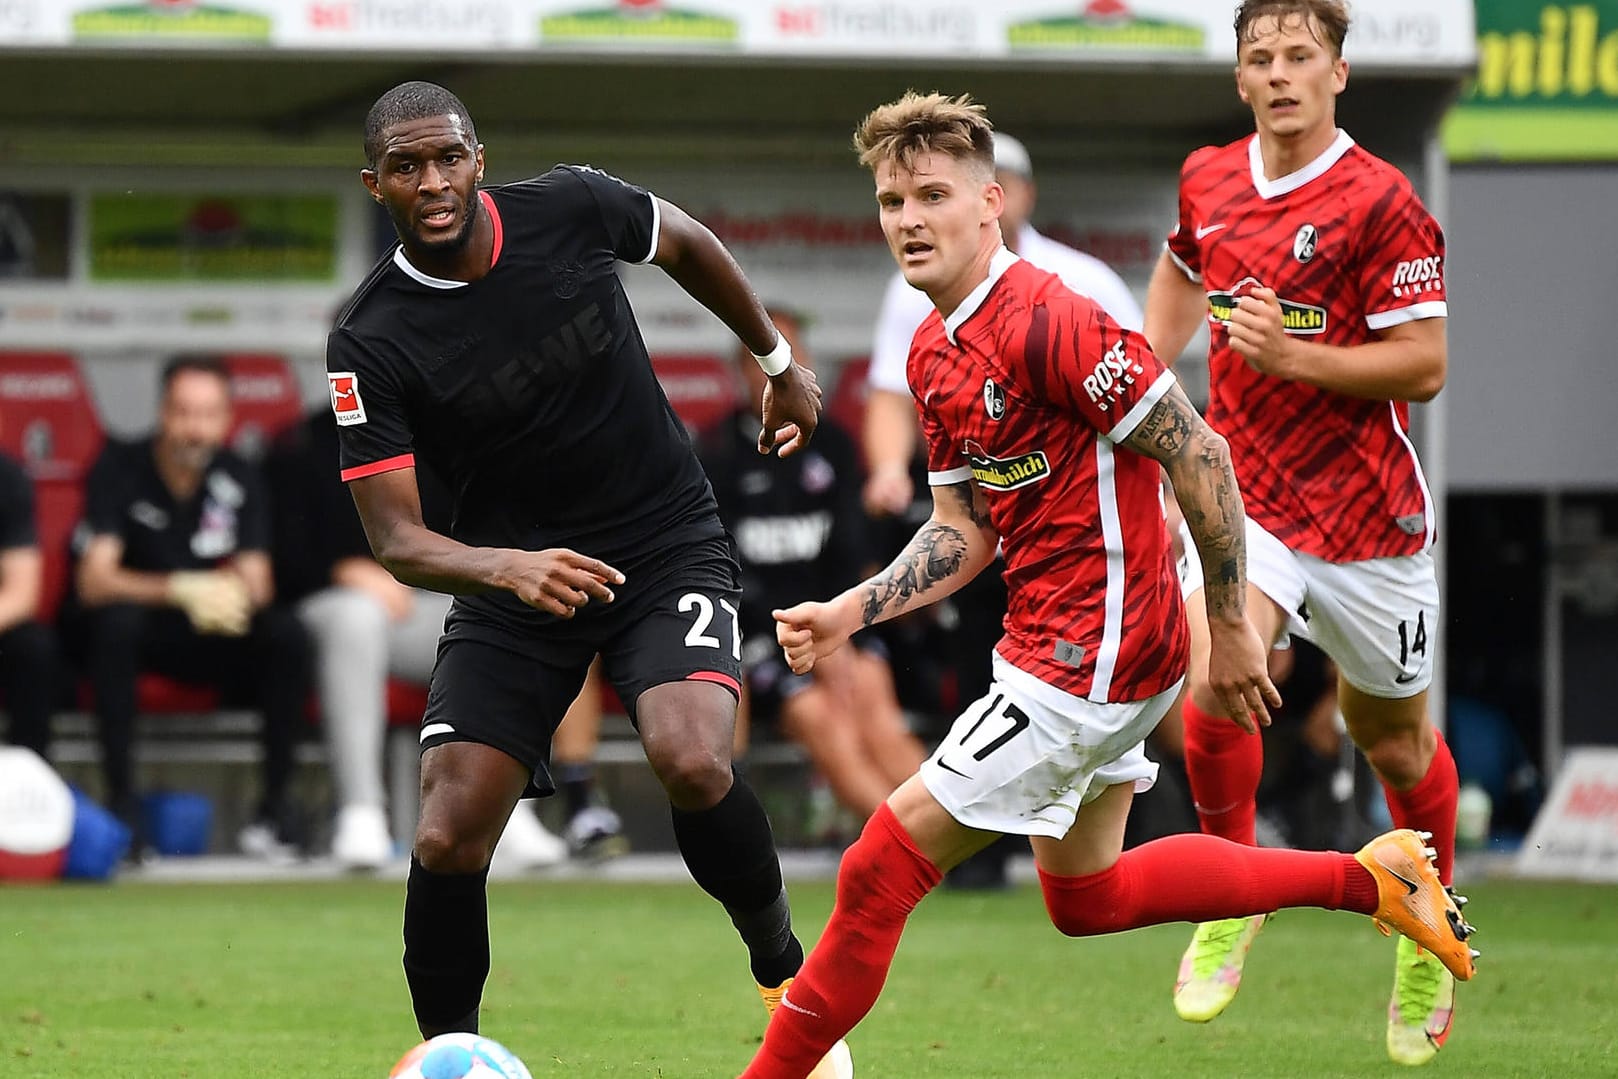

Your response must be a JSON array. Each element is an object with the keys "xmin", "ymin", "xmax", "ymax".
[
  {"xmin": 73, "ymin": 0, "xmax": 273, "ymax": 40},
  {"xmin": 540, "ymin": 0, "xmax": 737, "ymax": 44},
  {"xmin": 1206, "ymin": 289, "xmax": 1327, "ymax": 335},
  {"xmin": 1008, "ymin": 0, "xmax": 1204, "ymax": 53},
  {"xmin": 964, "ymin": 441, "xmax": 1051, "ymax": 492}
]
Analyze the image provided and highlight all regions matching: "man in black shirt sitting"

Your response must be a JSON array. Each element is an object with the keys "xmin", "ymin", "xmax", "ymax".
[
  {"xmin": 700, "ymin": 309, "xmax": 926, "ymax": 824},
  {"xmin": 73, "ymin": 357, "xmax": 310, "ymax": 859}
]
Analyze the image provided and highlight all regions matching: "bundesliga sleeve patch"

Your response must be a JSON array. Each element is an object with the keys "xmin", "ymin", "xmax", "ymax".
[{"xmin": 328, "ymin": 371, "xmax": 367, "ymax": 426}]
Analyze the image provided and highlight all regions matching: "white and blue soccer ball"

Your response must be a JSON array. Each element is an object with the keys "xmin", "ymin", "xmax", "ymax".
[{"xmin": 389, "ymin": 1032, "xmax": 533, "ymax": 1079}]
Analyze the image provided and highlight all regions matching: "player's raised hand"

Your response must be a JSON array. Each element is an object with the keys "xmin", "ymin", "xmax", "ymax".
[
  {"xmin": 759, "ymin": 362, "xmax": 822, "ymax": 458},
  {"xmin": 773, "ymin": 597, "xmax": 857, "ymax": 674},
  {"xmin": 1227, "ymin": 285, "xmax": 1294, "ymax": 378},
  {"xmin": 506, "ymin": 548, "xmax": 625, "ymax": 618},
  {"xmin": 1205, "ymin": 616, "xmax": 1283, "ymax": 734}
]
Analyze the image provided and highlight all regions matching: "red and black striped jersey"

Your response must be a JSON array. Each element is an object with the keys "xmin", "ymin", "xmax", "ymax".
[
  {"xmin": 1166, "ymin": 130, "xmax": 1444, "ymax": 562},
  {"xmin": 909, "ymin": 250, "xmax": 1188, "ymax": 705}
]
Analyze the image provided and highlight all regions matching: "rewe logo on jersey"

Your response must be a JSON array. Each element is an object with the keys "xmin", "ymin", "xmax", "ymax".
[
  {"xmin": 1082, "ymin": 339, "xmax": 1145, "ymax": 412},
  {"xmin": 328, "ymin": 371, "xmax": 367, "ymax": 426},
  {"xmin": 963, "ymin": 440, "xmax": 1050, "ymax": 492}
]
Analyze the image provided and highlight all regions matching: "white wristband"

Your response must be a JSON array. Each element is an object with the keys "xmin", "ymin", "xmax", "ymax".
[{"xmin": 753, "ymin": 333, "xmax": 792, "ymax": 377}]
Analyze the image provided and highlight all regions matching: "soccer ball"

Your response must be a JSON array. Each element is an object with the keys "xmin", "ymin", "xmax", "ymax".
[{"xmin": 388, "ymin": 1032, "xmax": 533, "ymax": 1079}]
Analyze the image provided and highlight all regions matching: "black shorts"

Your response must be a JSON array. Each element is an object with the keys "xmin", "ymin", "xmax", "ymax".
[{"xmin": 420, "ymin": 536, "xmax": 743, "ymax": 795}]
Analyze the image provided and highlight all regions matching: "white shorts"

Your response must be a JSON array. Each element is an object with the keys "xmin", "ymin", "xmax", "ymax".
[
  {"xmin": 1178, "ymin": 518, "xmax": 1439, "ymax": 699},
  {"xmin": 919, "ymin": 654, "xmax": 1181, "ymax": 839}
]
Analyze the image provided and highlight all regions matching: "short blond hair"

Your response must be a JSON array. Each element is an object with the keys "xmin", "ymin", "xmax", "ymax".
[
  {"xmin": 1234, "ymin": 0, "xmax": 1350, "ymax": 58},
  {"xmin": 852, "ymin": 92, "xmax": 995, "ymax": 178}
]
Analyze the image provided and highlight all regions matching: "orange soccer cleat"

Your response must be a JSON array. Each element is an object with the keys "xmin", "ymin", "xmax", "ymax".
[{"xmin": 1354, "ymin": 829, "xmax": 1478, "ymax": 982}]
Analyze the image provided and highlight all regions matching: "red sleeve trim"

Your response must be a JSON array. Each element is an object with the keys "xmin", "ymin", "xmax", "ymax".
[
  {"xmin": 480, "ymin": 189, "xmax": 504, "ymax": 268},
  {"xmin": 686, "ymin": 670, "xmax": 741, "ymax": 696},
  {"xmin": 341, "ymin": 453, "xmax": 415, "ymax": 482}
]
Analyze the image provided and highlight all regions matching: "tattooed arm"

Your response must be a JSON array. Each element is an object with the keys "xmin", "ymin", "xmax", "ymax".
[
  {"xmin": 1119, "ymin": 380, "xmax": 1281, "ymax": 727},
  {"xmin": 1120, "ymin": 381, "xmax": 1245, "ymax": 623},
  {"xmin": 772, "ymin": 478, "xmax": 999, "ymax": 675}
]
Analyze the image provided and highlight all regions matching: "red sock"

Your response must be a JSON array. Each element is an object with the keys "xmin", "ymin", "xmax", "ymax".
[
  {"xmin": 1181, "ymin": 697, "xmax": 1264, "ymax": 845},
  {"xmin": 1038, "ymin": 832, "xmax": 1380, "ymax": 934},
  {"xmin": 1380, "ymin": 728, "xmax": 1458, "ymax": 884},
  {"xmin": 741, "ymin": 804, "xmax": 941, "ymax": 1079}
]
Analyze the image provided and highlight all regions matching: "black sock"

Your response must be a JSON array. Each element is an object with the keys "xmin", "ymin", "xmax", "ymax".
[
  {"xmin": 403, "ymin": 856, "xmax": 490, "ymax": 1037},
  {"xmin": 671, "ymin": 773, "xmax": 803, "ymax": 988},
  {"xmin": 557, "ymin": 762, "xmax": 595, "ymax": 821}
]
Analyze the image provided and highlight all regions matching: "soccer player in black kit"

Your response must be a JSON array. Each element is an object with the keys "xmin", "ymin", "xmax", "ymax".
[{"xmin": 328, "ymin": 82, "xmax": 849, "ymax": 1073}]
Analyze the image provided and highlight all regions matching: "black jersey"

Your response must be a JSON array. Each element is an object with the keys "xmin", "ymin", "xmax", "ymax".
[
  {"xmin": 81, "ymin": 438, "xmax": 269, "ymax": 571},
  {"xmin": 698, "ymin": 410, "xmax": 870, "ymax": 641},
  {"xmin": 328, "ymin": 166, "xmax": 723, "ymax": 630},
  {"xmin": 266, "ymin": 409, "xmax": 456, "ymax": 604},
  {"xmin": 0, "ymin": 451, "xmax": 37, "ymax": 550}
]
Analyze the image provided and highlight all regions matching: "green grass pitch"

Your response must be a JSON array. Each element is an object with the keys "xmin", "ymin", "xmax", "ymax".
[{"xmin": 3, "ymin": 877, "xmax": 1613, "ymax": 1077}]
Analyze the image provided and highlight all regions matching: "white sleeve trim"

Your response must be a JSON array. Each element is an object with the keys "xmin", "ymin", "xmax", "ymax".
[
  {"xmin": 1164, "ymin": 242, "xmax": 1202, "ymax": 284},
  {"xmin": 636, "ymin": 194, "xmax": 661, "ymax": 265},
  {"xmin": 1105, "ymin": 368, "xmax": 1179, "ymax": 443},
  {"xmin": 928, "ymin": 466, "xmax": 973, "ymax": 486},
  {"xmin": 1366, "ymin": 300, "xmax": 1446, "ymax": 330}
]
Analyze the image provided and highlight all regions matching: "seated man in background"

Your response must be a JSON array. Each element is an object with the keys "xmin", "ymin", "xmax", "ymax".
[
  {"xmin": 267, "ymin": 407, "xmax": 573, "ymax": 870},
  {"xmin": 72, "ymin": 356, "xmax": 310, "ymax": 859},
  {"xmin": 0, "ymin": 434, "xmax": 58, "ymax": 759},
  {"xmin": 700, "ymin": 308, "xmax": 926, "ymax": 823}
]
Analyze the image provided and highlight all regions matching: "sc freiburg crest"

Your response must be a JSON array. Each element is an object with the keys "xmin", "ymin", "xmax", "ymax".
[
  {"xmin": 983, "ymin": 378, "xmax": 1006, "ymax": 421},
  {"xmin": 1293, "ymin": 223, "xmax": 1319, "ymax": 263}
]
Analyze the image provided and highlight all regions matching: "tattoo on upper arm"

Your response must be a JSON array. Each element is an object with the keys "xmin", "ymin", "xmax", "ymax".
[
  {"xmin": 941, "ymin": 479, "xmax": 994, "ymax": 531},
  {"xmin": 859, "ymin": 520, "xmax": 969, "ymax": 626},
  {"xmin": 1123, "ymin": 383, "xmax": 1197, "ymax": 462}
]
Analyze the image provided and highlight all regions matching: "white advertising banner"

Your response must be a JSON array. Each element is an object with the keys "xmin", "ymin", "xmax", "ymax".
[
  {"xmin": 615, "ymin": 159, "xmax": 1175, "ymax": 360},
  {"xmin": 0, "ymin": 0, "xmax": 1474, "ymax": 68},
  {"xmin": 1517, "ymin": 747, "xmax": 1618, "ymax": 883}
]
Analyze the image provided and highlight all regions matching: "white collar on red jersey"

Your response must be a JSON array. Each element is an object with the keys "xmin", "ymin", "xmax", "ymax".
[
  {"xmin": 1247, "ymin": 128, "xmax": 1356, "ymax": 200},
  {"xmin": 944, "ymin": 246, "xmax": 1021, "ymax": 345}
]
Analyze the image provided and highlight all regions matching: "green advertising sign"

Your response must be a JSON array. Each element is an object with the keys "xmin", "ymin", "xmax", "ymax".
[
  {"xmin": 539, "ymin": 2, "xmax": 738, "ymax": 46},
  {"xmin": 89, "ymin": 194, "xmax": 338, "ymax": 282},
  {"xmin": 73, "ymin": 2, "xmax": 273, "ymax": 42},
  {"xmin": 1444, "ymin": 1, "xmax": 1618, "ymax": 160}
]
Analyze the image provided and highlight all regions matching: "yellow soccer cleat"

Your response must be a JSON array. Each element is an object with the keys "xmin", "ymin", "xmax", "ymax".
[
  {"xmin": 1354, "ymin": 829, "xmax": 1478, "ymax": 982},
  {"xmin": 1386, "ymin": 934, "xmax": 1457, "ymax": 1066},
  {"xmin": 1172, "ymin": 913, "xmax": 1271, "ymax": 1022},
  {"xmin": 758, "ymin": 978, "xmax": 855, "ymax": 1079}
]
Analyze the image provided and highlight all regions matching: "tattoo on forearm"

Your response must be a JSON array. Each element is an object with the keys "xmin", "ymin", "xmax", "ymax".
[
  {"xmin": 1182, "ymin": 444, "xmax": 1247, "ymax": 621},
  {"xmin": 1125, "ymin": 384, "xmax": 1248, "ymax": 620},
  {"xmin": 860, "ymin": 521, "xmax": 968, "ymax": 626}
]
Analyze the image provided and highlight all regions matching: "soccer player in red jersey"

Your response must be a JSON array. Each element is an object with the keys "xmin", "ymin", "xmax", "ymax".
[
  {"xmin": 1143, "ymin": 1, "xmax": 1465, "ymax": 1064},
  {"xmin": 737, "ymin": 91, "xmax": 1476, "ymax": 1079}
]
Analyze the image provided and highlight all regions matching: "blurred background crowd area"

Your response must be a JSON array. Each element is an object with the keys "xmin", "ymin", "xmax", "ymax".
[{"xmin": 0, "ymin": 0, "xmax": 1615, "ymax": 870}]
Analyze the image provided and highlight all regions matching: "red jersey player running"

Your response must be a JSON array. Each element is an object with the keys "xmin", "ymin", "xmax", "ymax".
[
  {"xmin": 1144, "ymin": 1, "xmax": 1468, "ymax": 1066},
  {"xmin": 738, "ymin": 91, "xmax": 1476, "ymax": 1079}
]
